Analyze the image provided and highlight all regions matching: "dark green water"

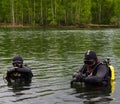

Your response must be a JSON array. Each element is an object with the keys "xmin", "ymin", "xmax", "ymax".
[{"xmin": 0, "ymin": 28, "xmax": 120, "ymax": 104}]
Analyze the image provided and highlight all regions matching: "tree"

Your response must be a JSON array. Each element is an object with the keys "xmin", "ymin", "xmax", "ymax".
[
  {"xmin": 91, "ymin": 0, "xmax": 114, "ymax": 24},
  {"xmin": 111, "ymin": 0, "xmax": 120, "ymax": 26}
]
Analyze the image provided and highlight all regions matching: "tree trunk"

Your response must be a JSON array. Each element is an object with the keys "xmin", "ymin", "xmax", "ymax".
[
  {"xmin": 41, "ymin": 0, "xmax": 43, "ymax": 24},
  {"xmin": 98, "ymin": 0, "xmax": 101, "ymax": 24},
  {"xmin": 51, "ymin": 0, "xmax": 54, "ymax": 23},
  {"xmin": 11, "ymin": 0, "xmax": 15, "ymax": 26}
]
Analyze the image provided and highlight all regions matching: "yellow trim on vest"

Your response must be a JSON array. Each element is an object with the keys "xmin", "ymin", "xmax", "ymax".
[{"xmin": 13, "ymin": 72, "xmax": 19, "ymax": 77}]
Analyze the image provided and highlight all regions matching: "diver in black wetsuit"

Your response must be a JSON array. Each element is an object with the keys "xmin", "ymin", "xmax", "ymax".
[
  {"xmin": 71, "ymin": 50, "xmax": 111, "ymax": 86},
  {"xmin": 5, "ymin": 56, "xmax": 33, "ymax": 85}
]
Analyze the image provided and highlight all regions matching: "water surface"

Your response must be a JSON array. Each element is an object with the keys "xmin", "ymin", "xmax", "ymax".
[{"xmin": 0, "ymin": 28, "xmax": 120, "ymax": 104}]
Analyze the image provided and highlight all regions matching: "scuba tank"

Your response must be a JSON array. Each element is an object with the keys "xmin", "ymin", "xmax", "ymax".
[
  {"xmin": 106, "ymin": 58, "xmax": 115, "ymax": 93},
  {"xmin": 105, "ymin": 58, "xmax": 115, "ymax": 81},
  {"xmin": 109, "ymin": 65, "xmax": 115, "ymax": 81}
]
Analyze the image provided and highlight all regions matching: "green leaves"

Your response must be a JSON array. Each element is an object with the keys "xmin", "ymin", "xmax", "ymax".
[{"xmin": 0, "ymin": 0, "xmax": 119, "ymax": 26}]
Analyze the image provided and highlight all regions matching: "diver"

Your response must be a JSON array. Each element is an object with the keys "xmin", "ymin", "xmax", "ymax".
[
  {"xmin": 71, "ymin": 50, "xmax": 113, "ymax": 86},
  {"xmin": 5, "ymin": 56, "xmax": 33, "ymax": 85}
]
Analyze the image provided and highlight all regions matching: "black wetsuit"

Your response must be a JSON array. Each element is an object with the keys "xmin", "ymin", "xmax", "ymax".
[
  {"xmin": 72, "ymin": 62, "xmax": 111, "ymax": 86},
  {"xmin": 6, "ymin": 67, "xmax": 33, "ymax": 84}
]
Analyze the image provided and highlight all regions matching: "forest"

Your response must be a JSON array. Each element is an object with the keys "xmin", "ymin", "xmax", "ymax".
[{"xmin": 0, "ymin": 0, "xmax": 120, "ymax": 27}]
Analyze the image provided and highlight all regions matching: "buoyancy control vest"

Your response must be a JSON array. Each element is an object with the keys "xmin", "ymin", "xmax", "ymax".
[
  {"xmin": 92, "ymin": 59, "xmax": 115, "ymax": 81},
  {"xmin": 81, "ymin": 59, "xmax": 115, "ymax": 82}
]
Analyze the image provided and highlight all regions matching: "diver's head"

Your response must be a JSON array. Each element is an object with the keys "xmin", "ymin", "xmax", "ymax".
[
  {"xmin": 12, "ymin": 56, "xmax": 23, "ymax": 68},
  {"xmin": 84, "ymin": 50, "xmax": 97, "ymax": 66}
]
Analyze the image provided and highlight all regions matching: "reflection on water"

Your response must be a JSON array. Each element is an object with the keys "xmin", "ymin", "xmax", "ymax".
[
  {"xmin": 0, "ymin": 28, "xmax": 119, "ymax": 104},
  {"xmin": 71, "ymin": 80, "xmax": 115, "ymax": 104}
]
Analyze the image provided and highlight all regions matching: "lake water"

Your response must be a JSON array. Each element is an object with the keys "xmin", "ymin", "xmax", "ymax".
[{"xmin": 0, "ymin": 28, "xmax": 120, "ymax": 104}]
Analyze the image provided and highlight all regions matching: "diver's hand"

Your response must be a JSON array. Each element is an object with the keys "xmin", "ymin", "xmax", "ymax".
[{"xmin": 72, "ymin": 71, "xmax": 86, "ymax": 82}]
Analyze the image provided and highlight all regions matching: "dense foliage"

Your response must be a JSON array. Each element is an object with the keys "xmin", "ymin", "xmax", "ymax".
[{"xmin": 0, "ymin": 0, "xmax": 119, "ymax": 26}]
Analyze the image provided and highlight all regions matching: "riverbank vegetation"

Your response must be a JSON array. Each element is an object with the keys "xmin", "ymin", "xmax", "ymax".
[{"xmin": 0, "ymin": 0, "xmax": 120, "ymax": 28}]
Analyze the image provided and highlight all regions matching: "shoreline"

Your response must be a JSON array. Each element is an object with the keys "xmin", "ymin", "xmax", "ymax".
[{"xmin": 0, "ymin": 24, "xmax": 119, "ymax": 29}]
